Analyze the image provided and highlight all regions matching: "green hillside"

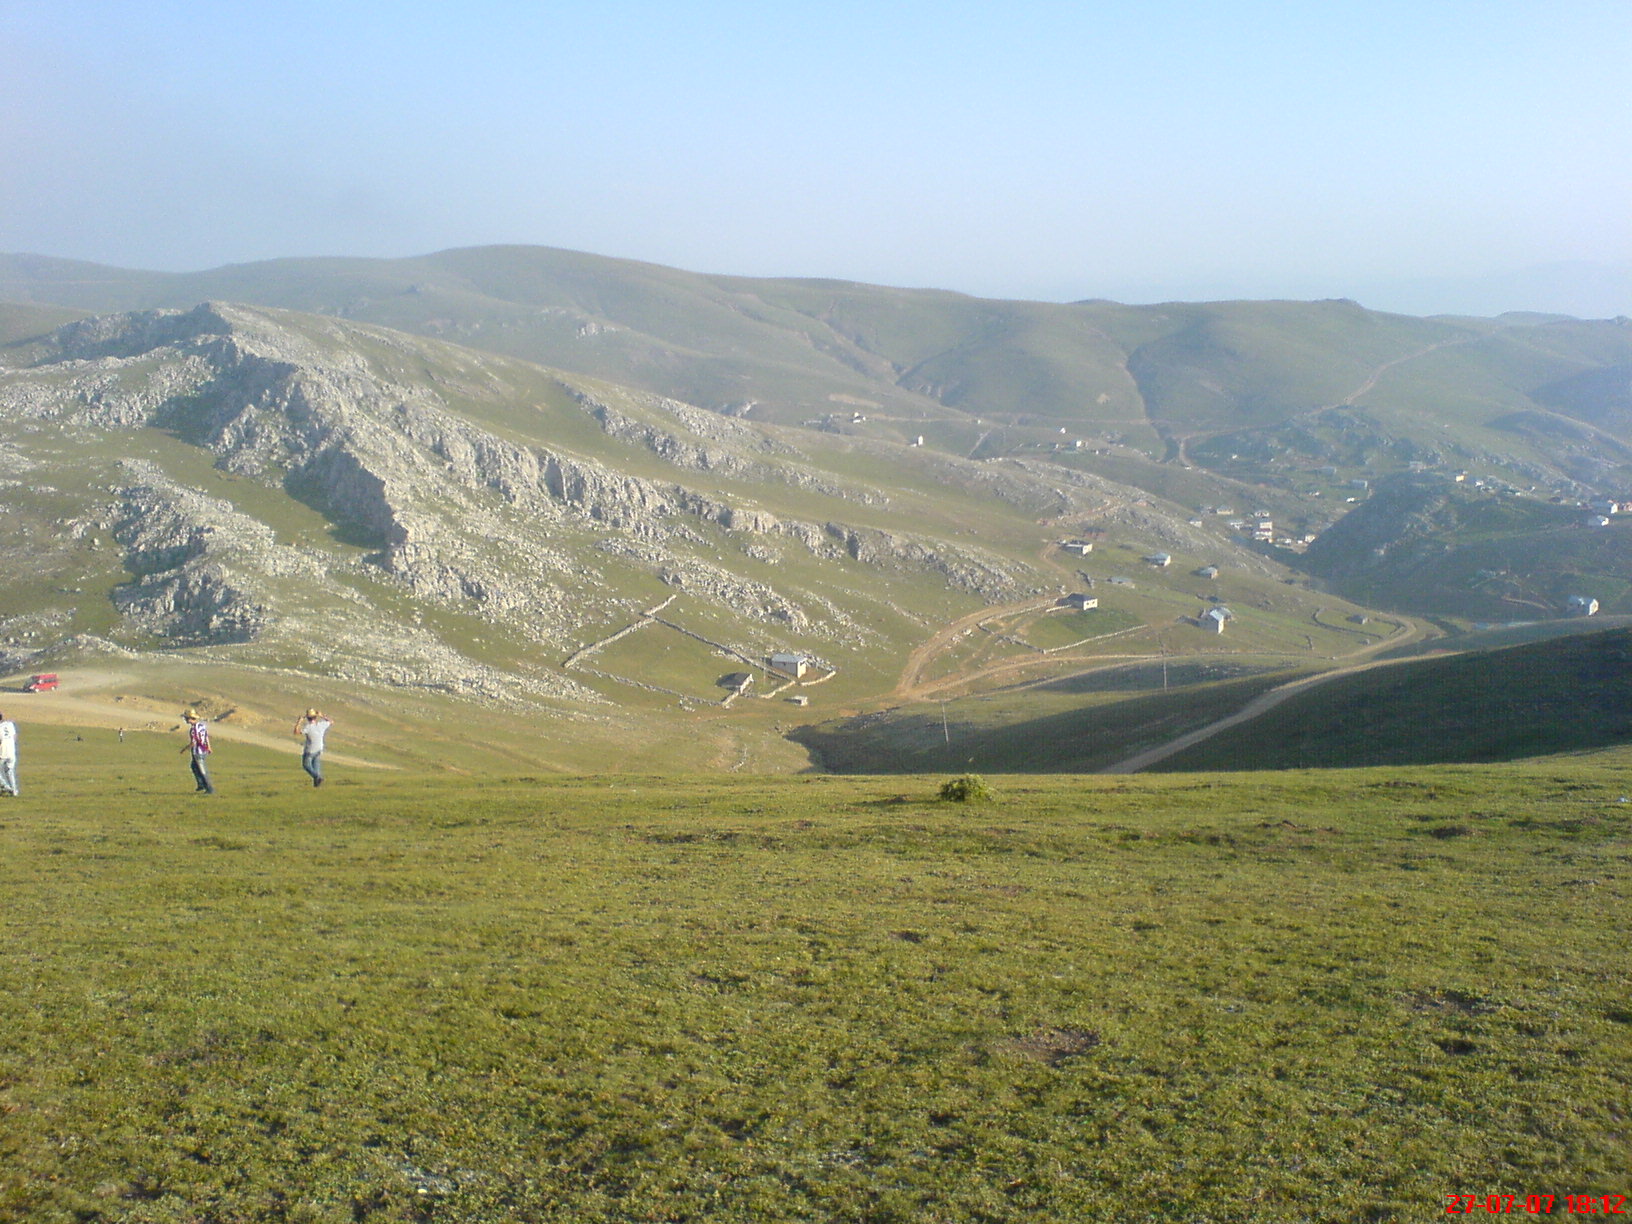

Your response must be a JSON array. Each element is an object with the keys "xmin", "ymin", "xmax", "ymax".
[
  {"xmin": 794, "ymin": 623, "xmax": 1632, "ymax": 776},
  {"xmin": 1299, "ymin": 474, "xmax": 1632, "ymax": 618},
  {"xmin": 1158, "ymin": 625, "xmax": 1632, "ymax": 772},
  {"xmin": 2, "ymin": 748, "xmax": 1628, "ymax": 1220}
]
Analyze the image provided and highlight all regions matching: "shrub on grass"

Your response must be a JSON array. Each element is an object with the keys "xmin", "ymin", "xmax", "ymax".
[{"xmin": 939, "ymin": 773, "xmax": 994, "ymax": 803}]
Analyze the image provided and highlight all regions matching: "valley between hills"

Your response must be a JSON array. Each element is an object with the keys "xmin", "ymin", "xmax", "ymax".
[{"xmin": 3, "ymin": 245, "xmax": 1631, "ymax": 774}]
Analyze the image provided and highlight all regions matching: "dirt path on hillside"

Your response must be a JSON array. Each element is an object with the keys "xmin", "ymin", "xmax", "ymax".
[
  {"xmin": 4, "ymin": 669, "xmax": 392, "ymax": 768},
  {"xmin": 1098, "ymin": 653, "xmax": 1428, "ymax": 773},
  {"xmin": 891, "ymin": 595, "xmax": 1063, "ymax": 700},
  {"xmin": 891, "ymin": 526, "xmax": 1136, "ymax": 702},
  {"xmin": 1342, "ymin": 338, "xmax": 1475, "ymax": 405}
]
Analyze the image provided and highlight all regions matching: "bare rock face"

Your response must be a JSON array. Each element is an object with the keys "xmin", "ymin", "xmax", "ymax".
[
  {"xmin": 0, "ymin": 301, "xmax": 1047, "ymax": 705},
  {"xmin": 110, "ymin": 468, "xmax": 286, "ymax": 643}
]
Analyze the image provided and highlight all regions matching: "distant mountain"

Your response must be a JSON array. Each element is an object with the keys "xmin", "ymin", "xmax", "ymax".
[
  {"xmin": 3, "ymin": 248, "xmax": 1630, "ymax": 466},
  {"xmin": 1354, "ymin": 260, "xmax": 1632, "ymax": 322},
  {"xmin": 1086, "ymin": 261, "xmax": 1632, "ymax": 321}
]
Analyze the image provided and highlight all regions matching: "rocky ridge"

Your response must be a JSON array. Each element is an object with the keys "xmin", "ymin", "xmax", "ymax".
[{"xmin": 0, "ymin": 302, "xmax": 1054, "ymax": 704}]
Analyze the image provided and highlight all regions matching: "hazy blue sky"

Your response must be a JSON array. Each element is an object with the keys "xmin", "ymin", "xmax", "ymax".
[{"xmin": 4, "ymin": 0, "xmax": 1629, "ymax": 314}]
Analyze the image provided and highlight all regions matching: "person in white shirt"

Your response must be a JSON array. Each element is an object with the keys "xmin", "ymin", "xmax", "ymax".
[
  {"xmin": 294, "ymin": 708, "xmax": 333, "ymax": 787},
  {"xmin": 180, "ymin": 710, "xmax": 214, "ymax": 794},
  {"xmin": 0, "ymin": 711, "xmax": 18, "ymax": 796}
]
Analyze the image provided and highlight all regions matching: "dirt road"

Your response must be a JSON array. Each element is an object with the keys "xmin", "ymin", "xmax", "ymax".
[
  {"xmin": 891, "ymin": 594, "xmax": 1064, "ymax": 700},
  {"xmin": 1098, "ymin": 653, "xmax": 1424, "ymax": 773}
]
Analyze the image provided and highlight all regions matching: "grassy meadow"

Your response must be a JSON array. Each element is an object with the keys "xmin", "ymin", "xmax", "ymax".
[{"xmin": 2, "ymin": 733, "xmax": 1629, "ymax": 1223}]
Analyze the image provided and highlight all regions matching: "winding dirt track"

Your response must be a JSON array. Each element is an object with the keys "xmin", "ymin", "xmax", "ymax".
[
  {"xmin": 891, "ymin": 595, "xmax": 1062, "ymax": 700},
  {"xmin": 1098, "ymin": 654, "xmax": 1423, "ymax": 773}
]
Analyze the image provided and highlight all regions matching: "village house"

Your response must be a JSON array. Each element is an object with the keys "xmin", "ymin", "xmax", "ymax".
[
  {"xmin": 1195, "ymin": 564, "xmax": 1220, "ymax": 579},
  {"xmin": 1061, "ymin": 539, "xmax": 1094, "ymax": 555},
  {"xmin": 769, "ymin": 652, "xmax": 811, "ymax": 678},
  {"xmin": 1145, "ymin": 552, "xmax": 1172, "ymax": 568},
  {"xmin": 1064, "ymin": 593, "xmax": 1098, "ymax": 610},
  {"xmin": 1567, "ymin": 596, "xmax": 1600, "ymax": 616}
]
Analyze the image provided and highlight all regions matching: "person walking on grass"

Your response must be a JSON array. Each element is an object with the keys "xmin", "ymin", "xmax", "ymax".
[
  {"xmin": 0, "ymin": 710, "xmax": 17, "ymax": 796},
  {"xmin": 180, "ymin": 709, "xmax": 214, "ymax": 794},
  {"xmin": 294, "ymin": 708, "xmax": 332, "ymax": 787}
]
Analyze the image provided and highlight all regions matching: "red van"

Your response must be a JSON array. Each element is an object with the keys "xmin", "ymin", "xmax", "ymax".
[{"xmin": 24, "ymin": 673, "xmax": 59, "ymax": 692}]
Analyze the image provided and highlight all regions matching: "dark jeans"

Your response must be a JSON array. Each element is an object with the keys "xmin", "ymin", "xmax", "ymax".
[{"xmin": 191, "ymin": 753, "xmax": 214, "ymax": 793}]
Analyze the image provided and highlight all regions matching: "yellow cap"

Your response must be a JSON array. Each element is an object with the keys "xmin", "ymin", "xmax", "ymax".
[{"xmin": 306, "ymin": 708, "xmax": 318, "ymax": 718}]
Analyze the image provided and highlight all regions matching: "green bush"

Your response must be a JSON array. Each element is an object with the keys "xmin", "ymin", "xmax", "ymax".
[{"xmin": 938, "ymin": 773, "xmax": 994, "ymax": 802}]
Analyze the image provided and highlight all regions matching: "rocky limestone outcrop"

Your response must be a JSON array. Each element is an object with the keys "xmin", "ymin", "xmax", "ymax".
[
  {"xmin": 109, "ymin": 471, "xmax": 284, "ymax": 644},
  {"xmin": 0, "ymin": 302, "xmax": 1045, "ymax": 702}
]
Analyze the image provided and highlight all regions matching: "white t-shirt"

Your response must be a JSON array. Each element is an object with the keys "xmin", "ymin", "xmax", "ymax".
[
  {"xmin": 301, "ymin": 718, "xmax": 331, "ymax": 753},
  {"xmin": 0, "ymin": 720, "xmax": 15, "ymax": 762}
]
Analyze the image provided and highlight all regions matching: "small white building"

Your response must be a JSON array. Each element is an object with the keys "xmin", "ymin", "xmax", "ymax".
[
  {"xmin": 1145, "ymin": 552, "xmax": 1172, "ymax": 568},
  {"xmin": 1196, "ymin": 564, "xmax": 1220, "ymax": 579},
  {"xmin": 769, "ymin": 652, "xmax": 811, "ymax": 678},
  {"xmin": 1065, "ymin": 593, "xmax": 1098, "ymax": 610},
  {"xmin": 1567, "ymin": 596, "xmax": 1600, "ymax": 616},
  {"xmin": 1061, "ymin": 539, "xmax": 1094, "ymax": 555}
]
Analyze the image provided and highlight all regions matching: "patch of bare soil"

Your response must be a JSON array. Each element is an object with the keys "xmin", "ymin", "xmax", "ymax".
[{"xmin": 1000, "ymin": 1026, "xmax": 1102, "ymax": 1066}]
